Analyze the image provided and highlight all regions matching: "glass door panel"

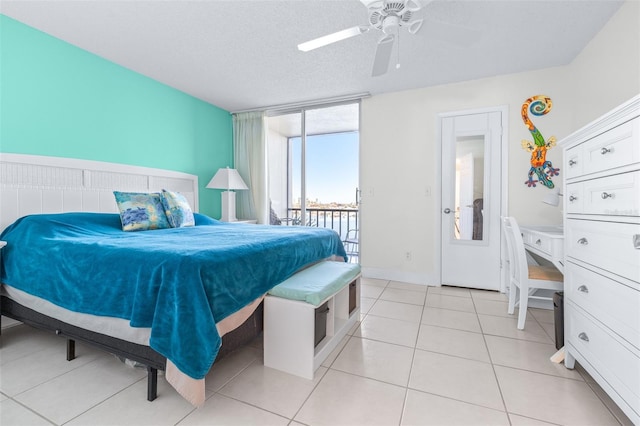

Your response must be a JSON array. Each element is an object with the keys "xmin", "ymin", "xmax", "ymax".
[
  {"xmin": 305, "ymin": 105, "xmax": 359, "ymax": 237},
  {"xmin": 266, "ymin": 112, "xmax": 300, "ymax": 225},
  {"xmin": 266, "ymin": 102, "xmax": 360, "ymax": 263}
]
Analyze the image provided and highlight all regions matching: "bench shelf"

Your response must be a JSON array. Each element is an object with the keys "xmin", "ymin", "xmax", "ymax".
[{"xmin": 264, "ymin": 266, "xmax": 361, "ymax": 379}]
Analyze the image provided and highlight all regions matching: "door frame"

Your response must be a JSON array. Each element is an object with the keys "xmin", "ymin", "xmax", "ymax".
[{"xmin": 434, "ymin": 105, "xmax": 509, "ymax": 293}]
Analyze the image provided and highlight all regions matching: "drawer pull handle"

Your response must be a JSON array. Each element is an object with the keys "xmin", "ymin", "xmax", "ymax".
[
  {"xmin": 601, "ymin": 192, "xmax": 613, "ymax": 199},
  {"xmin": 569, "ymin": 195, "xmax": 578, "ymax": 202},
  {"xmin": 578, "ymin": 332, "xmax": 590, "ymax": 342},
  {"xmin": 600, "ymin": 147, "xmax": 611, "ymax": 155},
  {"xmin": 577, "ymin": 238, "xmax": 588, "ymax": 245},
  {"xmin": 568, "ymin": 159, "xmax": 577, "ymax": 166},
  {"xmin": 634, "ymin": 234, "xmax": 640, "ymax": 249},
  {"xmin": 577, "ymin": 285, "xmax": 589, "ymax": 293},
  {"xmin": 535, "ymin": 239, "xmax": 542, "ymax": 245}
]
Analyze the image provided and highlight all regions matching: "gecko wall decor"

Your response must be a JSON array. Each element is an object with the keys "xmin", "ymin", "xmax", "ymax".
[{"xmin": 520, "ymin": 95, "xmax": 560, "ymax": 188}]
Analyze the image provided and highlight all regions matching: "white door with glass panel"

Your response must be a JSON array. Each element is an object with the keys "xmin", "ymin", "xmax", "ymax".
[{"xmin": 440, "ymin": 110, "xmax": 503, "ymax": 290}]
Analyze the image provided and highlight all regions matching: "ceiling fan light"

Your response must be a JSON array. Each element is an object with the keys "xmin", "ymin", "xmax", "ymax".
[
  {"xmin": 407, "ymin": 19, "xmax": 423, "ymax": 34},
  {"xmin": 382, "ymin": 15, "xmax": 400, "ymax": 34},
  {"xmin": 298, "ymin": 26, "xmax": 368, "ymax": 52}
]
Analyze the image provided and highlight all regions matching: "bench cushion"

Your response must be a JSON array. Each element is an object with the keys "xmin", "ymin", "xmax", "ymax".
[{"xmin": 268, "ymin": 261, "xmax": 361, "ymax": 306}]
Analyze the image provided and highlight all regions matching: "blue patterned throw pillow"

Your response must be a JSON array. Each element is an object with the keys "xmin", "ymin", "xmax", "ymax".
[
  {"xmin": 160, "ymin": 189, "xmax": 195, "ymax": 228},
  {"xmin": 113, "ymin": 191, "xmax": 171, "ymax": 231}
]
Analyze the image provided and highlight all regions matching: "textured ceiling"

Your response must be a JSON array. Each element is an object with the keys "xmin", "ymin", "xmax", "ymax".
[{"xmin": 1, "ymin": 0, "xmax": 624, "ymax": 113}]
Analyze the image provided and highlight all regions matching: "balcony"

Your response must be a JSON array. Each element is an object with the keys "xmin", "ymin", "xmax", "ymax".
[
  {"xmin": 286, "ymin": 207, "xmax": 356, "ymax": 234},
  {"xmin": 285, "ymin": 207, "xmax": 359, "ymax": 263}
]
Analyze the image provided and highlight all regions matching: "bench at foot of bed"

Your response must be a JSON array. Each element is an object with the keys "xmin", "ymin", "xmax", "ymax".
[{"xmin": 264, "ymin": 261, "xmax": 361, "ymax": 379}]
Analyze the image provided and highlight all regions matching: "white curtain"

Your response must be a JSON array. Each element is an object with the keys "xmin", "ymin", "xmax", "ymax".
[{"xmin": 233, "ymin": 111, "xmax": 268, "ymax": 224}]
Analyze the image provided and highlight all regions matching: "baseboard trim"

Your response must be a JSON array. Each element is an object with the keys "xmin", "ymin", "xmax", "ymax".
[{"xmin": 360, "ymin": 267, "xmax": 437, "ymax": 287}]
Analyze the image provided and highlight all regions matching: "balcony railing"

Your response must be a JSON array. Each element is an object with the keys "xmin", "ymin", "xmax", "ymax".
[{"xmin": 286, "ymin": 207, "xmax": 358, "ymax": 241}]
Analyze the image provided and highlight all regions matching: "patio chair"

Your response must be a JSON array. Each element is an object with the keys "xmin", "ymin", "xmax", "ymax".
[{"xmin": 343, "ymin": 228, "xmax": 359, "ymax": 263}]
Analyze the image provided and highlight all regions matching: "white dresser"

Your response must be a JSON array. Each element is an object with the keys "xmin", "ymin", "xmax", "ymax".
[{"xmin": 560, "ymin": 95, "xmax": 640, "ymax": 424}]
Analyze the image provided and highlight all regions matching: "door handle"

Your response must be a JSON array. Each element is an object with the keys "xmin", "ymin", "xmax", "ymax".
[{"xmin": 443, "ymin": 208, "xmax": 452, "ymax": 214}]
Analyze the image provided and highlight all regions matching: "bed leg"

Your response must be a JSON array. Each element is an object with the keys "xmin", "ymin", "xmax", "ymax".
[
  {"xmin": 66, "ymin": 339, "xmax": 76, "ymax": 361},
  {"xmin": 147, "ymin": 367, "xmax": 158, "ymax": 401}
]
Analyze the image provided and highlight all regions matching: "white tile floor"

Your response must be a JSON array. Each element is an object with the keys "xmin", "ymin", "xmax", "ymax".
[{"xmin": 0, "ymin": 280, "xmax": 633, "ymax": 426}]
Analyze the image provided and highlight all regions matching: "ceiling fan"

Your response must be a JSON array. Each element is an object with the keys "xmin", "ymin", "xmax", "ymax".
[{"xmin": 298, "ymin": 0, "xmax": 434, "ymax": 77}]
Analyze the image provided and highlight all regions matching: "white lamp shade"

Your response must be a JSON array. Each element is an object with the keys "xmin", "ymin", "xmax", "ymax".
[
  {"xmin": 206, "ymin": 167, "xmax": 248, "ymax": 191},
  {"xmin": 542, "ymin": 190, "xmax": 562, "ymax": 207}
]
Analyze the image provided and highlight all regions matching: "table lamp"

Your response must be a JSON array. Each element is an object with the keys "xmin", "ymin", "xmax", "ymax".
[
  {"xmin": 206, "ymin": 167, "xmax": 248, "ymax": 222},
  {"xmin": 542, "ymin": 189, "xmax": 563, "ymax": 207}
]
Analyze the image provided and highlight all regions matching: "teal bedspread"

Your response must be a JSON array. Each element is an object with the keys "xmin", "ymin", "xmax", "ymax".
[{"xmin": 0, "ymin": 212, "xmax": 347, "ymax": 379}]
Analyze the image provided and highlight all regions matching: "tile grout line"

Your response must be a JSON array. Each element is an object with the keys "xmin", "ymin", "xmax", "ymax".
[
  {"xmin": 397, "ymin": 285, "xmax": 434, "ymax": 426},
  {"xmin": 63, "ymin": 377, "xmax": 145, "ymax": 426},
  {"xmin": 3, "ymin": 349, "xmax": 109, "ymax": 400},
  {"xmin": 2, "ymin": 393, "xmax": 58, "ymax": 426},
  {"xmin": 203, "ymin": 391, "xmax": 293, "ymax": 425},
  {"xmin": 288, "ymin": 279, "xmax": 391, "ymax": 424},
  {"xmin": 470, "ymin": 288, "xmax": 514, "ymax": 425}
]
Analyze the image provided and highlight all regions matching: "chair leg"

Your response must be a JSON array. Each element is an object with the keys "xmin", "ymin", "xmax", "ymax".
[
  {"xmin": 507, "ymin": 280, "xmax": 516, "ymax": 315},
  {"xmin": 517, "ymin": 284, "xmax": 528, "ymax": 330}
]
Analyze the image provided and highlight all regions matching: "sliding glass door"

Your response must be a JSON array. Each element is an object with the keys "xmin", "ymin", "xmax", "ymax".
[{"xmin": 266, "ymin": 102, "xmax": 360, "ymax": 257}]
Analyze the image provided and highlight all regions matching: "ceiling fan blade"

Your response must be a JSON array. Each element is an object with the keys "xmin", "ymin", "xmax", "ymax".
[
  {"xmin": 360, "ymin": 0, "xmax": 384, "ymax": 10},
  {"xmin": 407, "ymin": 18, "xmax": 423, "ymax": 34},
  {"xmin": 371, "ymin": 34, "xmax": 395, "ymax": 77},
  {"xmin": 298, "ymin": 26, "xmax": 368, "ymax": 52},
  {"xmin": 405, "ymin": 0, "xmax": 435, "ymax": 12}
]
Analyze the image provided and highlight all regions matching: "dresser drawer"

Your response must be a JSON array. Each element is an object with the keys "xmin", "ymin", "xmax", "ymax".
[
  {"xmin": 565, "ymin": 146, "xmax": 583, "ymax": 179},
  {"xmin": 566, "ymin": 219, "xmax": 640, "ymax": 282},
  {"xmin": 566, "ymin": 170, "xmax": 640, "ymax": 216},
  {"xmin": 565, "ymin": 116, "xmax": 640, "ymax": 179},
  {"xmin": 566, "ymin": 261, "xmax": 640, "ymax": 349},
  {"xmin": 566, "ymin": 304, "xmax": 640, "ymax": 414},
  {"xmin": 565, "ymin": 184, "xmax": 583, "ymax": 214},
  {"xmin": 525, "ymin": 232, "xmax": 553, "ymax": 255}
]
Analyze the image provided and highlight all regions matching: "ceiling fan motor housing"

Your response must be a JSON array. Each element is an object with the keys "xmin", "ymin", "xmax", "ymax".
[
  {"xmin": 369, "ymin": 1, "xmax": 413, "ymax": 32},
  {"xmin": 382, "ymin": 15, "xmax": 401, "ymax": 34}
]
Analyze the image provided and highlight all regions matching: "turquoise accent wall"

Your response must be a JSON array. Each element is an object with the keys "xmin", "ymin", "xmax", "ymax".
[{"xmin": 0, "ymin": 15, "xmax": 232, "ymax": 218}]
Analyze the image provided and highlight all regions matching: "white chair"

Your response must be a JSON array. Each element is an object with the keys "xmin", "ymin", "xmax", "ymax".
[
  {"xmin": 343, "ymin": 229, "xmax": 359, "ymax": 263},
  {"xmin": 501, "ymin": 216, "xmax": 563, "ymax": 330}
]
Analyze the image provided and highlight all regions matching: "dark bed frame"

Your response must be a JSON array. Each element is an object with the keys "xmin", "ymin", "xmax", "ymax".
[{"xmin": 0, "ymin": 296, "xmax": 264, "ymax": 401}]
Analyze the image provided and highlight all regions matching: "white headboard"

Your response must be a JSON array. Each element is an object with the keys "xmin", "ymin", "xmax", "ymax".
[{"xmin": 0, "ymin": 153, "xmax": 199, "ymax": 233}]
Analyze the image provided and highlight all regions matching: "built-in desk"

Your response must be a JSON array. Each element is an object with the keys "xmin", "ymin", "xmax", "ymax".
[{"xmin": 519, "ymin": 226, "xmax": 564, "ymax": 272}]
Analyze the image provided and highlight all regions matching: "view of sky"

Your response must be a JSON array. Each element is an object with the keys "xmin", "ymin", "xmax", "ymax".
[{"xmin": 291, "ymin": 131, "xmax": 359, "ymax": 205}]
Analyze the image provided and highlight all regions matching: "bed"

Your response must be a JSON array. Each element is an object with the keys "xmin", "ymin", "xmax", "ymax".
[{"xmin": 0, "ymin": 154, "xmax": 347, "ymax": 406}]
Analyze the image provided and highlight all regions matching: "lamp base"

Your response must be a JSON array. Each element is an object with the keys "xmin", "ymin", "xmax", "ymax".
[{"xmin": 220, "ymin": 191, "xmax": 238, "ymax": 222}]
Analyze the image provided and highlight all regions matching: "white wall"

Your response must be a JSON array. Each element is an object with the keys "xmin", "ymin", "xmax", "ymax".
[
  {"xmin": 359, "ymin": 0, "xmax": 640, "ymax": 285},
  {"xmin": 567, "ymin": 0, "xmax": 640, "ymax": 127}
]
